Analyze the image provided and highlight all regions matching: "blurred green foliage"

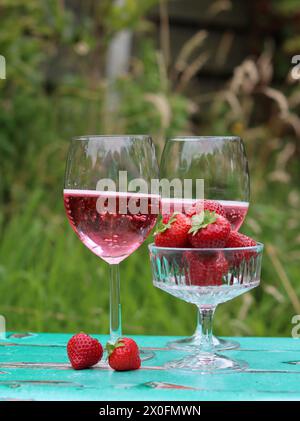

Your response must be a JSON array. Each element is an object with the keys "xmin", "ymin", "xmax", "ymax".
[{"xmin": 0, "ymin": 0, "xmax": 299, "ymax": 338}]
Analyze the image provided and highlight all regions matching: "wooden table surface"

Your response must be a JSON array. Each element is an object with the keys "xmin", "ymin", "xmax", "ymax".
[{"xmin": 0, "ymin": 333, "xmax": 300, "ymax": 401}]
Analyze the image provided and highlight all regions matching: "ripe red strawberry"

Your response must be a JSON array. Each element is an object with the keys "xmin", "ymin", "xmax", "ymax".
[
  {"xmin": 107, "ymin": 337, "xmax": 141, "ymax": 371},
  {"xmin": 67, "ymin": 333, "xmax": 103, "ymax": 370},
  {"xmin": 226, "ymin": 231, "xmax": 256, "ymax": 248},
  {"xmin": 154, "ymin": 212, "xmax": 191, "ymax": 247},
  {"xmin": 184, "ymin": 252, "xmax": 228, "ymax": 286},
  {"xmin": 225, "ymin": 231, "xmax": 257, "ymax": 266},
  {"xmin": 187, "ymin": 199, "xmax": 226, "ymax": 218},
  {"xmin": 188, "ymin": 210, "xmax": 231, "ymax": 248}
]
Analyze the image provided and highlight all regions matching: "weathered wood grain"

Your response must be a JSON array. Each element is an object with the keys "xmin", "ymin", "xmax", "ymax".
[{"xmin": 0, "ymin": 334, "xmax": 300, "ymax": 401}]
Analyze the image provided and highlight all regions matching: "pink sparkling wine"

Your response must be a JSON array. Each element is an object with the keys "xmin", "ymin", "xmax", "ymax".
[
  {"xmin": 64, "ymin": 189, "xmax": 159, "ymax": 264},
  {"xmin": 160, "ymin": 198, "xmax": 195, "ymax": 216},
  {"xmin": 160, "ymin": 198, "xmax": 249, "ymax": 231},
  {"xmin": 217, "ymin": 200, "xmax": 249, "ymax": 231}
]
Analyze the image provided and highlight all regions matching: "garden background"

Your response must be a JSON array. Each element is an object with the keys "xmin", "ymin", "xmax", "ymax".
[{"xmin": 0, "ymin": 0, "xmax": 299, "ymax": 337}]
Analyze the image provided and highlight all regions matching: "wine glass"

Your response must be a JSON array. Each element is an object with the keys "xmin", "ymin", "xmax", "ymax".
[
  {"xmin": 149, "ymin": 242, "xmax": 263, "ymax": 372},
  {"xmin": 159, "ymin": 136, "xmax": 250, "ymax": 351},
  {"xmin": 64, "ymin": 135, "xmax": 159, "ymax": 354}
]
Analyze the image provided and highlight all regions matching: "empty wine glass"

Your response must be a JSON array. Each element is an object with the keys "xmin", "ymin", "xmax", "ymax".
[
  {"xmin": 149, "ymin": 243, "xmax": 263, "ymax": 372},
  {"xmin": 159, "ymin": 136, "xmax": 250, "ymax": 351},
  {"xmin": 64, "ymin": 135, "xmax": 159, "ymax": 356}
]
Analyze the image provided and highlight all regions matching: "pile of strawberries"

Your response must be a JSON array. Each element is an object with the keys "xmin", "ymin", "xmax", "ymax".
[
  {"xmin": 154, "ymin": 199, "xmax": 256, "ymax": 286},
  {"xmin": 67, "ymin": 333, "xmax": 141, "ymax": 371}
]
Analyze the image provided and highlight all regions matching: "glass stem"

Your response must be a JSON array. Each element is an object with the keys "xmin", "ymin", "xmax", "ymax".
[
  {"xmin": 194, "ymin": 309, "xmax": 202, "ymax": 337},
  {"xmin": 109, "ymin": 264, "xmax": 122, "ymax": 342},
  {"xmin": 198, "ymin": 306, "xmax": 216, "ymax": 352}
]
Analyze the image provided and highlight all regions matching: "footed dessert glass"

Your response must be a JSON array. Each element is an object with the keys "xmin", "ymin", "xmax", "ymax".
[{"xmin": 149, "ymin": 243, "xmax": 263, "ymax": 372}]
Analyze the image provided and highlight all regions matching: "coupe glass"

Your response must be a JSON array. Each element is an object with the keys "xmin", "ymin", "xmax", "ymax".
[
  {"xmin": 149, "ymin": 243, "xmax": 263, "ymax": 372},
  {"xmin": 64, "ymin": 135, "xmax": 159, "ymax": 354},
  {"xmin": 160, "ymin": 136, "xmax": 250, "ymax": 351}
]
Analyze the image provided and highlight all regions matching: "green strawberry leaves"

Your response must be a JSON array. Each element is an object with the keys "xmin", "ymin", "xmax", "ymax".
[
  {"xmin": 106, "ymin": 339, "xmax": 125, "ymax": 357},
  {"xmin": 154, "ymin": 212, "xmax": 179, "ymax": 235},
  {"xmin": 188, "ymin": 210, "xmax": 217, "ymax": 236}
]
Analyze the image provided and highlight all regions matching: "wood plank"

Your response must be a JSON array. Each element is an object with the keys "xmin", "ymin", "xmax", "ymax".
[{"xmin": 0, "ymin": 334, "xmax": 300, "ymax": 401}]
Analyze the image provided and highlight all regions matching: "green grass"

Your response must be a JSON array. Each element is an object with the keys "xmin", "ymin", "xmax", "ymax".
[
  {"xmin": 0, "ymin": 0, "xmax": 299, "ymax": 338},
  {"xmin": 0, "ymin": 186, "xmax": 299, "ymax": 337},
  {"xmin": 0, "ymin": 189, "xmax": 194, "ymax": 335}
]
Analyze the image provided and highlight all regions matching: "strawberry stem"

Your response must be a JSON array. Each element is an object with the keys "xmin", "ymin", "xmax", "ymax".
[
  {"xmin": 188, "ymin": 210, "xmax": 217, "ymax": 236},
  {"xmin": 105, "ymin": 339, "xmax": 124, "ymax": 356},
  {"xmin": 154, "ymin": 212, "xmax": 179, "ymax": 235}
]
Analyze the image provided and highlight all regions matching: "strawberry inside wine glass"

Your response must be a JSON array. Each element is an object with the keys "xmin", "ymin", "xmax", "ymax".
[
  {"xmin": 159, "ymin": 136, "xmax": 250, "ymax": 351},
  {"xmin": 149, "ymin": 242, "xmax": 263, "ymax": 372},
  {"xmin": 64, "ymin": 135, "xmax": 159, "ymax": 358}
]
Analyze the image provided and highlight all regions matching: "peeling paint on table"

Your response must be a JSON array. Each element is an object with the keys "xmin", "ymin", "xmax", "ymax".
[{"xmin": 0, "ymin": 334, "xmax": 300, "ymax": 401}]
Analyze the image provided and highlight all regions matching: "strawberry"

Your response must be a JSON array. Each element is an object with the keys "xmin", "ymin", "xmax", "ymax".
[
  {"xmin": 226, "ymin": 231, "xmax": 256, "ymax": 248},
  {"xmin": 188, "ymin": 210, "xmax": 231, "ymax": 248},
  {"xmin": 184, "ymin": 252, "xmax": 228, "ymax": 286},
  {"xmin": 187, "ymin": 199, "xmax": 226, "ymax": 218},
  {"xmin": 67, "ymin": 333, "xmax": 103, "ymax": 370},
  {"xmin": 154, "ymin": 212, "xmax": 191, "ymax": 247},
  {"xmin": 107, "ymin": 337, "xmax": 141, "ymax": 371},
  {"xmin": 225, "ymin": 231, "xmax": 257, "ymax": 266}
]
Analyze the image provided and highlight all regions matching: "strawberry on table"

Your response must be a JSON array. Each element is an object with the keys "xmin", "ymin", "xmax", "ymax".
[
  {"xmin": 188, "ymin": 210, "xmax": 231, "ymax": 248},
  {"xmin": 67, "ymin": 333, "xmax": 103, "ymax": 370},
  {"xmin": 187, "ymin": 199, "xmax": 226, "ymax": 218},
  {"xmin": 184, "ymin": 251, "xmax": 228, "ymax": 286},
  {"xmin": 154, "ymin": 212, "xmax": 191, "ymax": 247},
  {"xmin": 107, "ymin": 337, "xmax": 141, "ymax": 371}
]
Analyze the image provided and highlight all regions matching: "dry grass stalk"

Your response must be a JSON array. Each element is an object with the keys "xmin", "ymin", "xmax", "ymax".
[
  {"xmin": 208, "ymin": 0, "xmax": 232, "ymax": 16},
  {"xmin": 159, "ymin": 0, "xmax": 171, "ymax": 69},
  {"xmin": 215, "ymin": 31, "xmax": 234, "ymax": 67},
  {"xmin": 264, "ymin": 285, "xmax": 286, "ymax": 303},
  {"xmin": 156, "ymin": 50, "xmax": 169, "ymax": 93},
  {"xmin": 261, "ymin": 87, "xmax": 289, "ymax": 117},
  {"xmin": 144, "ymin": 93, "xmax": 171, "ymax": 128},
  {"xmin": 266, "ymin": 243, "xmax": 300, "ymax": 314},
  {"xmin": 238, "ymin": 293, "xmax": 254, "ymax": 321},
  {"xmin": 284, "ymin": 113, "xmax": 300, "ymax": 138},
  {"xmin": 230, "ymin": 59, "xmax": 259, "ymax": 94},
  {"xmin": 174, "ymin": 30, "xmax": 208, "ymax": 73},
  {"xmin": 177, "ymin": 52, "xmax": 210, "ymax": 91}
]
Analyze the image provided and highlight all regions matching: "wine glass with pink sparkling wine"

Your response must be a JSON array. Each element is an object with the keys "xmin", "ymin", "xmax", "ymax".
[
  {"xmin": 64, "ymin": 135, "xmax": 159, "ymax": 355},
  {"xmin": 159, "ymin": 136, "xmax": 250, "ymax": 352}
]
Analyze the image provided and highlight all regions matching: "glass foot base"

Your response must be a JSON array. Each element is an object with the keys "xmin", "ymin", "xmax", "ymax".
[
  {"xmin": 214, "ymin": 337, "xmax": 239, "ymax": 351},
  {"xmin": 167, "ymin": 335, "xmax": 239, "ymax": 352},
  {"xmin": 165, "ymin": 352, "xmax": 247, "ymax": 373},
  {"xmin": 140, "ymin": 349, "xmax": 155, "ymax": 362}
]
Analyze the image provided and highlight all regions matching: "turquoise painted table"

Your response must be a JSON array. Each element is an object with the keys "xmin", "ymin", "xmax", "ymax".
[{"xmin": 0, "ymin": 334, "xmax": 300, "ymax": 401}]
